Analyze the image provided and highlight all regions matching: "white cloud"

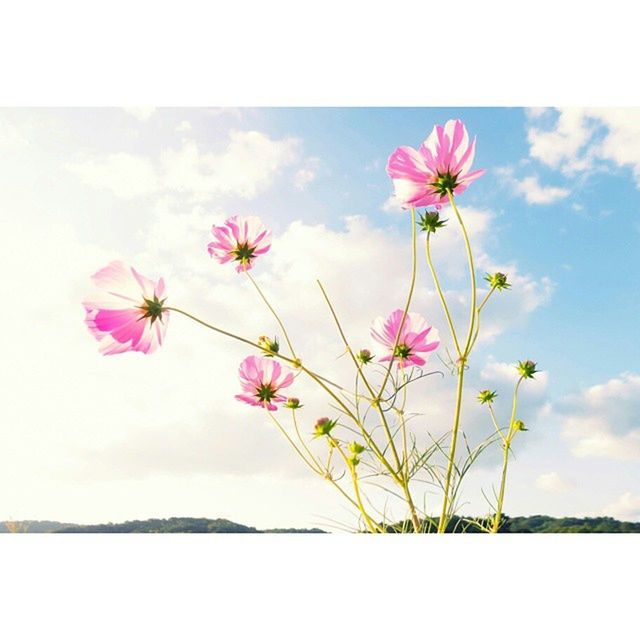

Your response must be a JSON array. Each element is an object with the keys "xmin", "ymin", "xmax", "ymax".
[
  {"xmin": 0, "ymin": 195, "xmax": 553, "ymax": 524},
  {"xmin": 481, "ymin": 358, "xmax": 548, "ymax": 393},
  {"xmin": 66, "ymin": 153, "xmax": 159, "ymax": 199},
  {"xmin": 535, "ymin": 472, "xmax": 575, "ymax": 493},
  {"xmin": 553, "ymin": 373, "xmax": 640, "ymax": 460},
  {"xmin": 381, "ymin": 195, "xmax": 404, "ymax": 213},
  {"xmin": 66, "ymin": 130, "xmax": 301, "ymax": 201},
  {"xmin": 123, "ymin": 107, "xmax": 157, "ymax": 121},
  {"xmin": 176, "ymin": 120, "xmax": 192, "ymax": 133},
  {"xmin": 602, "ymin": 492, "xmax": 640, "ymax": 521},
  {"xmin": 526, "ymin": 107, "xmax": 640, "ymax": 185},
  {"xmin": 498, "ymin": 167, "xmax": 570, "ymax": 204},
  {"xmin": 293, "ymin": 158, "xmax": 319, "ymax": 190}
]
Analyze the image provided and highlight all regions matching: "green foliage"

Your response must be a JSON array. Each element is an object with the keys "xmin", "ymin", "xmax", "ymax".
[{"xmin": 2, "ymin": 515, "xmax": 639, "ymax": 533}]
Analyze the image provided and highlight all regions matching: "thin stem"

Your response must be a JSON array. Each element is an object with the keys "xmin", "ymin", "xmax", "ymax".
[
  {"xmin": 487, "ymin": 404, "xmax": 508, "ymax": 445},
  {"xmin": 425, "ymin": 231, "xmax": 461, "ymax": 357},
  {"xmin": 491, "ymin": 377, "xmax": 523, "ymax": 533},
  {"xmin": 449, "ymin": 190, "xmax": 477, "ymax": 357},
  {"xmin": 437, "ymin": 363, "xmax": 465, "ymax": 533},
  {"xmin": 245, "ymin": 271, "xmax": 297, "ymax": 359},
  {"xmin": 468, "ymin": 285, "xmax": 497, "ymax": 353},
  {"xmin": 330, "ymin": 437, "xmax": 383, "ymax": 533},
  {"xmin": 377, "ymin": 207, "xmax": 418, "ymax": 399},
  {"xmin": 268, "ymin": 412, "xmax": 323, "ymax": 476},
  {"xmin": 291, "ymin": 409, "xmax": 324, "ymax": 474},
  {"xmin": 166, "ymin": 306, "xmax": 358, "ymax": 423},
  {"xmin": 435, "ymin": 191, "xmax": 478, "ymax": 533},
  {"xmin": 317, "ymin": 279, "xmax": 421, "ymax": 533}
]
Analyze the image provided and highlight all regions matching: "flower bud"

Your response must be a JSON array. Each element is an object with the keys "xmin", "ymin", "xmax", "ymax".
[
  {"xmin": 513, "ymin": 419, "xmax": 528, "ymax": 432},
  {"xmin": 313, "ymin": 417, "xmax": 337, "ymax": 438},
  {"xmin": 356, "ymin": 349, "xmax": 373, "ymax": 365},
  {"xmin": 484, "ymin": 272, "xmax": 510, "ymax": 291},
  {"xmin": 284, "ymin": 397, "xmax": 302, "ymax": 409},
  {"xmin": 257, "ymin": 335, "xmax": 279, "ymax": 356},
  {"xmin": 347, "ymin": 442, "xmax": 366, "ymax": 467},
  {"xmin": 418, "ymin": 210, "xmax": 448, "ymax": 233},
  {"xmin": 477, "ymin": 389, "xmax": 498, "ymax": 404},
  {"xmin": 516, "ymin": 360, "xmax": 538, "ymax": 379},
  {"xmin": 348, "ymin": 442, "xmax": 366, "ymax": 456}
]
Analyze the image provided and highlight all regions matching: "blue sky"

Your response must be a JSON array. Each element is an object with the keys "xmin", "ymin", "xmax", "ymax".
[{"xmin": 1, "ymin": 107, "xmax": 639, "ymax": 527}]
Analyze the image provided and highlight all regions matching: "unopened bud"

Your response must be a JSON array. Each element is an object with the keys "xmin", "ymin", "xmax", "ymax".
[
  {"xmin": 313, "ymin": 417, "xmax": 337, "ymax": 438},
  {"xmin": 477, "ymin": 389, "xmax": 498, "ymax": 404},
  {"xmin": 484, "ymin": 272, "xmax": 510, "ymax": 291},
  {"xmin": 257, "ymin": 335, "xmax": 279, "ymax": 356},
  {"xmin": 516, "ymin": 360, "xmax": 538, "ymax": 379}
]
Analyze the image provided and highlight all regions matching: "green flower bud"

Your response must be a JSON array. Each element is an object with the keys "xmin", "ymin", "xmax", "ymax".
[
  {"xmin": 418, "ymin": 210, "xmax": 448, "ymax": 233},
  {"xmin": 348, "ymin": 442, "xmax": 366, "ymax": 456},
  {"xmin": 356, "ymin": 349, "xmax": 373, "ymax": 365},
  {"xmin": 516, "ymin": 360, "xmax": 538, "ymax": 379},
  {"xmin": 513, "ymin": 420, "xmax": 528, "ymax": 432},
  {"xmin": 484, "ymin": 272, "xmax": 510, "ymax": 291},
  {"xmin": 284, "ymin": 397, "xmax": 302, "ymax": 409},
  {"xmin": 257, "ymin": 335, "xmax": 279, "ymax": 356},
  {"xmin": 313, "ymin": 417, "xmax": 337, "ymax": 438},
  {"xmin": 477, "ymin": 389, "xmax": 498, "ymax": 404}
]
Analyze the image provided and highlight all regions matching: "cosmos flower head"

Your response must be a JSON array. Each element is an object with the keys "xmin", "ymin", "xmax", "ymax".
[
  {"xmin": 83, "ymin": 260, "xmax": 169, "ymax": 355},
  {"xmin": 208, "ymin": 215, "xmax": 272, "ymax": 272},
  {"xmin": 386, "ymin": 119, "xmax": 485, "ymax": 209},
  {"xmin": 370, "ymin": 309, "xmax": 440, "ymax": 369},
  {"xmin": 235, "ymin": 355, "xmax": 295, "ymax": 411}
]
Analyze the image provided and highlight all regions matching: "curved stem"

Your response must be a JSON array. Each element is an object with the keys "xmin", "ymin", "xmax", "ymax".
[
  {"xmin": 330, "ymin": 437, "xmax": 383, "ymax": 533},
  {"xmin": 166, "ymin": 306, "xmax": 358, "ymax": 423},
  {"xmin": 468, "ymin": 285, "xmax": 497, "ymax": 353},
  {"xmin": 435, "ymin": 192, "xmax": 478, "ymax": 533},
  {"xmin": 377, "ymin": 207, "xmax": 418, "ymax": 399},
  {"xmin": 425, "ymin": 231, "xmax": 461, "ymax": 357},
  {"xmin": 245, "ymin": 271, "xmax": 297, "ymax": 359},
  {"xmin": 291, "ymin": 409, "xmax": 324, "ymax": 474},
  {"xmin": 268, "ymin": 412, "xmax": 322, "ymax": 476},
  {"xmin": 437, "ymin": 363, "xmax": 465, "ymax": 532},
  {"xmin": 491, "ymin": 377, "xmax": 523, "ymax": 533},
  {"xmin": 448, "ymin": 191, "xmax": 477, "ymax": 358},
  {"xmin": 317, "ymin": 279, "xmax": 421, "ymax": 532}
]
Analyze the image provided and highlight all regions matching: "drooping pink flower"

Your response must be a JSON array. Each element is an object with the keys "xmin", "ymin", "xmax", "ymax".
[
  {"xmin": 386, "ymin": 119, "xmax": 485, "ymax": 209},
  {"xmin": 208, "ymin": 215, "xmax": 272, "ymax": 272},
  {"xmin": 83, "ymin": 261, "xmax": 169, "ymax": 355},
  {"xmin": 235, "ymin": 355, "xmax": 295, "ymax": 411},
  {"xmin": 370, "ymin": 309, "xmax": 439, "ymax": 368}
]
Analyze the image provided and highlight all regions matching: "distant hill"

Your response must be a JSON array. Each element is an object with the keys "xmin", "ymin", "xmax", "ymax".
[
  {"xmin": 1, "ymin": 517, "xmax": 325, "ymax": 534},
  {"xmin": 2, "ymin": 515, "xmax": 638, "ymax": 533}
]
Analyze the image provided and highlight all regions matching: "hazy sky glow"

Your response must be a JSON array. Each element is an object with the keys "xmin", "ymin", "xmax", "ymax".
[{"xmin": 1, "ymin": 107, "xmax": 639, "ymax": 528}]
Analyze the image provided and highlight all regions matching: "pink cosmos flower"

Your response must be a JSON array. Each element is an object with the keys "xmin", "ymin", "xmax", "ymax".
[
  {"xmin": 235, "ymin": 355, "xmax": 295, "ymax": 411},
  {"xmin": 83, "ymin": 261, "xmax": 169, "ymax": 355},
  {"xmin": 370, "ymin": 309, "xmax": 440, "ymax": 368},
  {"xmin": 208, "ymin": 215, "xmax": 272, "ymax": 272},
  {"xmin": 386, "ymin": 119, "xmax": 485, "ymax": 209}
]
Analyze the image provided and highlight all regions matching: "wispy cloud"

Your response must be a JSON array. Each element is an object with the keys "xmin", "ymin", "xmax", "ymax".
[
  {"xmin": 497, "ymin": 167, "xmax": 570, "ymax": 204},
  {"xmin": 67, "ymin": 130, "xmax": 302, "ymax": 201}
]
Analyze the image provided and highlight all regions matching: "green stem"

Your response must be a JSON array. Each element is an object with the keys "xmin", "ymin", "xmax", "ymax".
[
  {"xmin": 245, "ymin": 271, "xmax": 297, "ymax": 359},
  {"xmin": 449, "ymin": 190, "xmax": 477, "ymax": 358},
  {"xmin": 468, "ymin": 285, "xmax": 497, "ymax": 353},
  {"xmin": 491, "ymin": 377, "xmax": 523, "ymax": 533},
  {"xmin": 377, "ymin": 207, "xmax": 418, "ymax": 399},
  {"xmin": 330, "ymin": 437, "xmax": 383, "ymax": 533},
  {"xmin": 316, "ymin": 279, "xmax": 421, "ymax": 533},
  {"xmin": 436, "ymin": 191, "xmax": 478, "ymax": 534},
  {"xmin": 437, "ymin": 363, "xmax": 465, "ymax": 532},
  {"xmin": 166, "ymin": 306, "xmax": 358, "ymax": 424},
  {"xmin": 425, "ymin": 231, "xmax": 461, "ymax": 358}
]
